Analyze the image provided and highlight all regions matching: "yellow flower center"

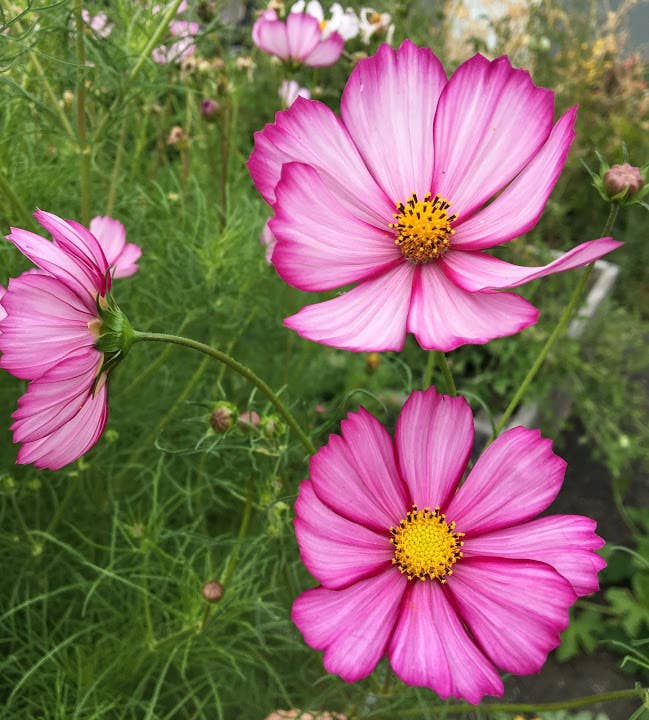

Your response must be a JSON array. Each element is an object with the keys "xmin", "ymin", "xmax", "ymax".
[
  {"xmin": 389, "ymin": 192, "xmax": 457, "ymax": 263},
  {"xmin": 390, "ymin": 505, "xmax": 464, "ymax": 582}
]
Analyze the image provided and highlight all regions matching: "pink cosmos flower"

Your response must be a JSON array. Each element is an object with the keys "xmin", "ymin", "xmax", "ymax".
[
  {"xmin": 252, "ymin": 9, "xmax": 344, "ymax": 68},
  {"xmin": 0, "ymin": 211, "xmax": 134, "ymax": 470},
  {"xmin": 89, "ymin": 216, "xmax": 141, "ymax": 278},
  {"xmin": 152, "ymin": 20, "xmax": 199, "ymax": 64},
  {"xmin": 260, "ymin": 220, "xmax": 278, "ymax": 263},
  {"xmin": 292, "ymin": 386, "xmax": 606, "ymax": 703},
  {"xmin": 248, "ymin": 41, "xmax": 622, "ymax": 352},
  {"xmin": 0, "ymin": 285, "xmax": 6, "ymax": 322},
  {"xmin": 81, "ymin": 9, "xmax": 113, "ymax": 38}
]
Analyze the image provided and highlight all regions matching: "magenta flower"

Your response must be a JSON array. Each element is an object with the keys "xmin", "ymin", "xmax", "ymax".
[
  {"xmin": 248, "ymin": 41, "xmax": 622, "ymax": 352},
  {"xmin": 0, "ymin": 211, "xmax": 134, "ymax": 470},
  {"xmin": 292, "ymin": 387, "xmax": 606, "ymax": 702},
  {"xmin": 89, "ymin": 216, "xmax": 141, "ymax": 278},
  {"xmin": 252, "ymin": 9, "xmax": 344, "ymax": 68}
]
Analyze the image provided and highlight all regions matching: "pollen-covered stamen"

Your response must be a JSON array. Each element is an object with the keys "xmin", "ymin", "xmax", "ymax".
[
  {"xmin": 390, "ymin": 504, "xmax": 464, "ymax": 582},
  {"xmin": 389, "ymin": 192, "xmax": 457, "ymax": 263}
]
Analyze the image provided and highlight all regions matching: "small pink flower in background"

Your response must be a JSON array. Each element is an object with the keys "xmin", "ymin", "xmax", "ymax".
[
  {"xmin": 252, "ymin": 8, "xmax": 344, "ymax": 67},
  {"xmin": 81, "ymin": 9, "xmax": 113, "ymax": 38},
  {"xmin": 279, "ymin": 79, "xmax": 311, "ymax": 108},
  {"xmin": 0, "ymin": 211, "xmax": 136, "ymax": 470},
  {"xmin": 290, "ymin": 1, "xmax": 359, "ymax": 41},
  {"xmin": 89, "ymin": 216, "xmax": 142, "ymax": 278},
  {"xmin": 292, "ymin": 386, "xmax": 606, "ymax": 703},
  {"xmin": 264, "ymin": 711, "xmax": 346, "ymax": 720},
  {"xmin": 152, "ymin": 18, "xmax": 199, "ymax": 64},
  {"xmin": 152, "ymin": 0, "xmax": 189, "ymax": 14},
  {"xmin": 260, "ymin": 220, "xmax": 278, "ymax": 263},
  {"xmin": 248, "ymin": 40, "xmax": 622, "ymax": 352}
]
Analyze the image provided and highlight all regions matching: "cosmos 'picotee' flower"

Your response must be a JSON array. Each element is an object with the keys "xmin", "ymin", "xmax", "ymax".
[
  {"xmin": 0, "ymin": 211, "xmax": 136, "ymax": 470},
  {"xmin": 252, "ymin": 8, "xmax": 344, "ymax": 67},
  {"xmin": 248, "ymin": 40, "xmax": 622, "ymax": 352},
  {"xmin": 292, "ymin": 387, "xmax": 606, "ymax": 703}
]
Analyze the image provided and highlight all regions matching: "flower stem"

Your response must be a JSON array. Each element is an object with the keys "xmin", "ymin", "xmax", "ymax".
[
  {"xmin": 422, "ymin": 351, "xmax": 437, "ymax": 389},
  {"xmin": 489, "ymin": 204, "xmax": 619, "ymax": 441},
  {"xmin": 438, "ymin": 352, "xmax": 456, "ymax": 396},
  {"xmin": 74, "ymin": 0, "xmax": 91, "ymax": 225},
  {"xmin": 396, "ymin": 686, "xmax": 645, "ymax": 716},
  {"xmin": 132, "ymin": 331, "xmax": 316, "ymax": 455}
]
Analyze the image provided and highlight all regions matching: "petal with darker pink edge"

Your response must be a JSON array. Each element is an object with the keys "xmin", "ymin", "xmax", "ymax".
[
  {"xmin": 406, "ymin": 263, "xmax": 538, "ymax": 352},
  {"xmin": 285, "ymin": 261, "xmax": 414, "ymax": 352},
  {"xmin": 463, "ymin": 515, "xmax": 606, "ymax": 597},
  {"xmin": 395, "ymin": 387, "xmax": 473, "ymax": 509},
  {"xmin": 432, "ymin": 54, "xmax": 554, "ymax": 220},
  {"xmin": 389, "ymin": 580, "xmax": 503, "ymax": 703},
  {"xmin": 341, "ymin": 40, "xmax": 446, "ymax": 202},
  {"xmin": 247, "ymin": 98, "xmax": 393, "ymax": 225},
  {"xmin": 441, "ymin": 238, "xmax": 622, "ymax": 291},
  {"xmin": 271, "ymin": 162, "xmax": 400, "ymax": 291},
  {"xmin": 309, "ymin": 406, "xmax": 408, "ymax": 532},
  {"xmin": 448, "ymin": 558, "xmax": 576, "ymax": 675},
  {"xmin": 253, "ymin": 15, "xmax": 289, "ymax": 58},
  {"xmin": 451, "ymin": 107, "xmax": 576, "ymax": 250},
  {"xmin": 445, "ymin": 427, "xmax": 566, "ymax": 534},
  {"xmin": 295, "ymin": 480, "xmax": 393, "ymax": 589},
  {"xmin": 291, "ymin": 569, "xmax": 407, "ymax": 682},
  {"xmin": 303, "ymin": 32, "xmax": 344, "ymax": 67}
]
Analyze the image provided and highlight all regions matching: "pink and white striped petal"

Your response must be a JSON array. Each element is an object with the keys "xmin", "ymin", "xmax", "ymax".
[
  {"xmin": 292, "ymin": 570, "xmax": 407, "ymax": 682},
  {"xmin": 441, "ymin": 237, "xmax": 622, "ymax": 291},
  {"xmin": 432, "ymin": 55, "xmax": 554, "ymax": 220},
  {"xmin": 302, "ymin": 32, "xmax": 344, "ymax": 67},
  {"xmin": 294, "ymin": 480, "xmax": 393, "ymax": 589},
  {"xmin": 341, "ymin": 40, "xmax": 447, "ymax": 202},
  {"xmin": 451, "ymin": 107, "xmax": 577, "ymax": 250},
  {"xmin": 271, "ymin": 162, "xmax": 400, "ymax": 291},
  {"xmin": 247, "ymin": 98, "xmax": 393, "ymax": 226},
  {"xmin": 406, "ymin": 263, "xmax": 539, "ymax": 351},
  {"xmin": 285, "ymin": 262, "xmax": 414, "ymax": 351},
  {"xmin": 445, "ymin": 427, "xmax": 566, "ymax": 535},
  {"xmin": 388, "ymin": 580, "xmax": 503, "ymax": 703},
  {"xmin": 395, "ymin": 387, "xmax": 473, "ymax": 510},
  {"xmin": 285, "ymin": 12, "xmax": 321, "ymax": 60},
  {"xmin": 309, "ymin": 406, "xmax": 408, "ymax": 532},
  {"xmin": 448, "ymin": 558, "xmax": 576, "ymax": 675},
  {"xmin": 463, "ymin": 515, "xmax": 606, "ymax": 597}
]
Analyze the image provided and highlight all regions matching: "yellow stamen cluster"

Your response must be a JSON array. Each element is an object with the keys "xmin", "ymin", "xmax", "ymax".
[
  {"xmin": 390, "ymin": 192, "xmax": 457, "ymax": 263},
  {"xmin": 390, "ymin": 505, "xmax": 464, "ymax": 582}
]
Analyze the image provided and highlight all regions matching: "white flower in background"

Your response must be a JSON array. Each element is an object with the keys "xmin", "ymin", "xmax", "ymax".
[
  {"xmin": 358, "ymin": 7, "xmax": 394, "ymax": 45},
  {"xmin": 278, "ymin": 79, "xmax": 311, "ymax": 108},
  {"xmin": 290, "ymin": 0, "xmax": 359, "ymax": 41}
]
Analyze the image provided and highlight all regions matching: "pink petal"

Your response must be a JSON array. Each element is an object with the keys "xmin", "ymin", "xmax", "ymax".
[
  {"xmin": 292, "ymin": 569, "xmax": 407, "ymax": 682},
  {"xmin": 406, "ymin": 263, "xmax": 539, "ymax": 351},
  {"xmin": 111, "ymin": 243, "xmax": 142, "ymax": 279},
  {"xmin": 285, "ymin": 262, "xmax": 414, "ymax": 351},
  {"xmin": 431, "ymin": 55, "xmax": 554, "ymax": 220},
  {"xmin": 247, "ymin": 97, "xmax": 393, "ymax": 226},
  {"xmin": 388, "ymin": 580, "xmax": 503, "ymax": 703},
  {"xmin": 451, "ymin": 107, "xmax": 577, "ymax": 250},
  {"xmin": 0, "ymin": 285, "xmax": 6, "ymax": 322},
  {"xmin": 395, "ymin": 387, "xmax": 473, "ymax": 509},
  {"xmin": 445, "ymin": 427, "xmax": 566, "ymax": 535},
  {"xmin": 252, "ymin": 14, "xmax": 290, "ymax": 59},
  {"xmin": 448, "ymin": 558, "xmax": 576, "ymax": 674},
  {"xmin": 441, "ymin": 237, "xmax": 623, "ymax": 291},
  {"xmin": 11, "ymin": 350, "xmax": 101, "ymax": 443},
  {"xmin": 286, "ymin": 12, "xmax": 323, "ymax": 61},
  {"xmin": 89, "ymin": 216, "xmax": 126, "ymax": 265},
  {"xmin": 271, "ymin": 162, "xmax": 400, "ymax": 291},
  {"xmin": 294, "ymin": 480, "xmax": 393, "ymax": 589},
  {"xmin": 303, "ymin": 32, "xmax": 344, "ymax": 67},
  {"xmin": 252, "ymin": 9, "xmax": 278, "ymax": 46},
  {"xmin": 463, "ymin": 515, "xmax": 606, "ymax": 597},
  {"xmin": 341, "ymin": 40, "xmax": 446, "ymax": 203},
  {"xmin": 309, "ymin": 406, "xmax": 408, "ymax": 532},
  {"xmin": 16, "ymin": 382, "xmax": 108, "ymax": 471}
]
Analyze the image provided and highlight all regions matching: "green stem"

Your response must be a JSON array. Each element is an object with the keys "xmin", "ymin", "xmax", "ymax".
[
  {"xmin": 132, "ymin": 331, "xmax": 316, "ymax": 455},
  {"xmin": 74, "ymin": 0, "xmax": 90, "ymax": 225},
  {"xmin": 27, "ymin": 52, "xmax": 77, "ymax": 141},
  {"xmin": 219, "ymin": 475, "xmax": 255, "ymax": 589},
  {"xmin": 490, "ymin": 204, "xmax": 619, "ymax": 441},
  {"xmin": 438, "ymin": 352, "xmax": 456, "ymax": 396},
  {"xmin": 396, "ymin": 687, "xmax": 644, "ymax": 716},
  {"xmin": 106, "ymin": 119, "xmax": 128, "ymax": 215},
  {"xmin": 422, "ymin": 351, "xmax": 437, "ymax": 389}
]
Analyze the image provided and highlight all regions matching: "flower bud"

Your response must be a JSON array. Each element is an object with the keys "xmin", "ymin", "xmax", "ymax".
[
  {"xmin": 200, "ymin": 98, "xmax": 220, "ymax": 121},
  {"xmin": 210, "ymin": 404, "xmax": 233, "ymax": 433},
  {"xmin": 202, "ymin": 579, "xmax": 224, "ymax": 603},
  {"xmin": 167, "ymin": 125, "xmax": 189, "ymax": 148},
  {"xmin": 238, "ymin": 410, "xmax": 260, "ymax": 430},
  {"xmin": 365, "ymin": 352, "xmax": 381, "ymax": 373},
  {"xmin": 603, "ymin": 163, "xmax": 644, "ymax": 197}
]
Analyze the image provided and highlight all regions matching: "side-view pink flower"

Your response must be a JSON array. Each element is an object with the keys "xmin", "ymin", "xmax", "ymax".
[
  {"xmin": 0, "ymin": 210, "xmax": 136, "ymax": 470},
  {"xmin": 90, "ymin": 215, "xmax": 142, "ymax": 278},
  {"xmin": 252, "ymin": 9, "xmax": 344, "ymax": 68},
  {"xmin": 292, "ymin": 386, "xmax": 606, "ymax": 703},
  {"xmin": 248, "ymin": 40, "xmax": 622, "ymax": 352}
]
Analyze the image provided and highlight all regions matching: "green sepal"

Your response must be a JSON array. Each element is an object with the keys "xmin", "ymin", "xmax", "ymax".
[{"xmin": 93, "ymin": 292, "xmax": 135, "ymax": 381}]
